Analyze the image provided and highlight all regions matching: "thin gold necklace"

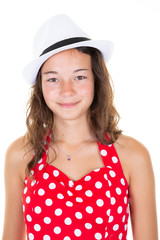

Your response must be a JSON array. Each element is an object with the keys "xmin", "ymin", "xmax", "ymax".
[{"xmin": 53, "ymin": 133, "xmax": 95, "ymax": 161}]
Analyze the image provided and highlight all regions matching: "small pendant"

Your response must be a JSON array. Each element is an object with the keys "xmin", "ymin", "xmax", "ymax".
[{"xmin": 68, "ymin": 155, "xmax": 71, "ymax": 161}]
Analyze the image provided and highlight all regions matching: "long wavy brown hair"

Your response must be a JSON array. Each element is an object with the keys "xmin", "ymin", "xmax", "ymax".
[{"xmin": 25, "ymin": 47, "xmax": 122, "ymax": 176}]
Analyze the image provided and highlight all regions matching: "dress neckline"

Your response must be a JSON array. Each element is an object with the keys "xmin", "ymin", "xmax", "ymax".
[{"xmin": 44, "ymin": 140, "xmax": 108, "ymax": 184}]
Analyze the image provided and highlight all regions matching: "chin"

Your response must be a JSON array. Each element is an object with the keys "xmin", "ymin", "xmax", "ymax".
[{"xmin": 54, "ymin": 111, "xmax": 88, "ymax": 122}]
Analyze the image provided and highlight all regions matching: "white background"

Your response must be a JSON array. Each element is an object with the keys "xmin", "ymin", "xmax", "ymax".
[{"xmin": 0, "ymin": 0, "xmax": 160, "ymax": 238}]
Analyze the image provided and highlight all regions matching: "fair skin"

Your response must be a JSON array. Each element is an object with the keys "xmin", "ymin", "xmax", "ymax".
[{"xmin": 3, "ymin": 49, "xmax": 158, "ymax": 239}]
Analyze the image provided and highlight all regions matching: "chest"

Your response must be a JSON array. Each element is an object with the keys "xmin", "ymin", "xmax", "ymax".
[{"xmin": 47, "ymin": 141, "xmax": 105, "ymax": 181}]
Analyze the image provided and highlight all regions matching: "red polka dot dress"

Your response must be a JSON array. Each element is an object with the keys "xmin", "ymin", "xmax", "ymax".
[{"xmin": 23, "ymin": 134, "xmax": 130, "ymax": 240}]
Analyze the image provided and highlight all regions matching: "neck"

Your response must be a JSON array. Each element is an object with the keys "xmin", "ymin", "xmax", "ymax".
[{"xmin": 52, "ymin": 116, "xmax": 94, "ymax": 145}]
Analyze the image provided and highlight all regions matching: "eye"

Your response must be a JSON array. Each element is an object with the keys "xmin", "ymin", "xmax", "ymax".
[
  {"xmin": 75, "ymin": 76, "xmax": 86, "ymax": 80},
  {"xmin": 47, "ymin": 78, "xmax": 58, "ymax": 82}
]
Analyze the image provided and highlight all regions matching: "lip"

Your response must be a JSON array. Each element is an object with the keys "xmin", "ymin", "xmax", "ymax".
[{"xmin": 58, "ymin": 102, "xmax": 80, "ymax": 108}]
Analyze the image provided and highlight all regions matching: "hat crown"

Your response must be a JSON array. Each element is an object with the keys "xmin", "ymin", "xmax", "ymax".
[{"xmin": 33, "ymin": 14, "xmax": 89, "ymax": 57}]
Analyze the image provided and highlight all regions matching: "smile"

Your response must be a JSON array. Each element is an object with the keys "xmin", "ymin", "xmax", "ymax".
[{"xmin": 58, "ymin": 102, "xmax": 80, "ymax": 108}]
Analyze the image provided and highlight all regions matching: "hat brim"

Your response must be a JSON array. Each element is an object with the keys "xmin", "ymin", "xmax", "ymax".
[{"xmin": 23, "ymin": 40, "xmax": 114, "ymax": 85}]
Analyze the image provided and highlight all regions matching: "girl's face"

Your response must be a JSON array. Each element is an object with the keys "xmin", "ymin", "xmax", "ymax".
[{"xmin": 41, "ymin": 49, "xmax": 94, "ymax": 122}]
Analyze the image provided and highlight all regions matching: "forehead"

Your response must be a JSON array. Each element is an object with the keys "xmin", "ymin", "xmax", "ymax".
[{"xmin": 41, "ymin": 48, "xmax": 91, "ymax": 71}]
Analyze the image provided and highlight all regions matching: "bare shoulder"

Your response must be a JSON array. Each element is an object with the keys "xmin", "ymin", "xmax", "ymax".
[
  {"xmin": 5, "ymin": 136, "xmax": 34, "ymax": 182},
  {"xmin": 115, "ymin": 134, "xmax": 150, "ymax": 157},
  {"xmin": 114, "ymin": 134, "xmax": 153, "ymax": 186}
]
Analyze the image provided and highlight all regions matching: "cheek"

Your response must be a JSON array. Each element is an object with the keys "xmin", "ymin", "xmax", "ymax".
[
  {"xmin": 42, "ymin": 86, "xmax": 57, "ymax": 105},
  {"xmin": 81, "ymin": 82, "xmax": 94, "ymax": 101}
]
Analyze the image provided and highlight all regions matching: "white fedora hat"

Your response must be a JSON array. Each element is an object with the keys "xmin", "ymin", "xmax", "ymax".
[{"xmin": 23, "ymin": 14, "xmax": 114, "ymax": 85}]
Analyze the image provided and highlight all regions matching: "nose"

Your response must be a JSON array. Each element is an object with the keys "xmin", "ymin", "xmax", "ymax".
[{"xmin": 60, "ymin": 80, "xmax": 76, "ymax": 97}]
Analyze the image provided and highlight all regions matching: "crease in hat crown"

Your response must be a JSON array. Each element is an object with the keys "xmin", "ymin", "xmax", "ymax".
[{"xmin": 23, "ymin": 14, "xmax": 114, "ymax": 85}]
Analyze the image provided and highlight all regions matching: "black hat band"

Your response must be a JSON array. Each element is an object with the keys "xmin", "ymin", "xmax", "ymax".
[{"xmin": 40, "ymin": 37, "xmax": 91, "ymax": 56}]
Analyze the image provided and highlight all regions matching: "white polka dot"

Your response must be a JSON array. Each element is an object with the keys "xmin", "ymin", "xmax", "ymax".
[
  {"xmin": 118, "ymin": 206, "xmax": 123, "ymax": 214},
  {"xmin": 66, "ymin": 201, "xmax": 73, "ymax": 207},
  {"xmin": 113, "ymin": 224, "xmax": 119, "ymax": 231},
  {"xmin": 106, "ymin": 209, "xmax": 111, "ymax": 216},
  {"xmin": 26, "ymin": 214, "xmax": 32, "ymax": 222},
  {"xmin": 75, "ymin": 212, "xmax": 83, "ymax": 219},
  {"xmin": 106, "ymin": 190, "xmax": 110, "ymax": 198},
  {"xmin": 34, "ymin": 224, "xmax": 41, "ymax": 231},
  {"xmin": 85, "ymin": 190, "xmax": 93, "ymax": 197},
  {"xmin": 95, "ymin": 181, "xmax": 102, "ymax": 189},
  {"xmin": 109, "ymin": 216, "xmax": 114, "ymax": 223},
  {"xmin": 122, "ymin": 215, "xmax": 126, "ymax": 222},
  {"xmin": 29, "ymin": 233, "xmax": 34, "ymax": 240},
  {"xmin": 96, "ymin": 217, "xmax": 103, "ymax": 224},
  {"xmin": 105, "ymin": 232, "xmax": 108, "ymax": 238},
  {"xmin": 107, "ymin": 165, "xmax": 112, "ymax": 169},
  {"xmin": 68, "ymin": 180, "xmax": 74, "ymax": 187},
  {"xmin": 38, "ymin": 188, "xmax": 45, "ymax": 196},
  {"xmin": 120, "ymin": 178, "xmax": 125, "ymax": 185},
  {"xmin": 119, "ymin": 233, "xmax": 123, "ymax": 240},
  {"xmin": 39, "ymin": 164, "xmax": 44, "ymax": 170},
  {"xmin": 112, "ymin": 156, "xmax": 118, "ymax": 163},
  {"xmin": 57, "ymin": 193, "xmax": 64, "ymax": 199},
  {"xmin": 95, "ymin": 233, "xmax": 102, "ymax": 239},
  {"xmin": 38, "ymin": 158, "xmax": 43, "ymax": 164},
  {"xmin": 111, "ymin": 197, "xmax": 116, "ymax": 205},
  {"xmin": 43, "ymin": 173, "xmax": 49, "ymax": 179},
  {"xmin": 96, "ymin": 199, "xmax": 104, "ymax": 207},
  {"xmin": 124, "ymin": 224, "xmax": 128, "ymax": 231},
  {"xmin": 104, "ymin": 174, "xmax": 108, "ymax": 180},
  {"xmin": 49, "ymin": 183, "xmax": 56, "ymax": 189},
  {"xmin": 55, "ymin": 208, "xmax": 62, "ymax": 216},
  {"xmin": 109, "ymin": 170, "xmax": 116, "ymax": 177},
  {"xmin": 84, "ymin": 175, "xmax": 91, "ymax": 181},
  {"xmin": 26, "ymin": 196, "xmax": 31, "ymax": 204},
  {"xmin": 31, "ymin": 180, "xmax": 36, "ymax": 186},
  {"xmin": 74, "ymin": 229, "xmax": 81, "ymax": 237},
  {"xmin": 86, "ymin": 206, "xmax": 93, "ymax": 214},
  {"xmin": 101, "ymin": 149, "xmax": 107, "ymax": 156},
  {"xmin": 64, "ymin": 217, "xmax": 72, "ymax": 225},
  {"xmin": 94, "ymin": 168, "xmax": 100, "ymax": 172},
  {"xmin": 75, "ymin": 185, "xmax": 82, "ymax": 191},
  {"xmin": 60, "ymin": 181, "xmax": 65, "ymax": 186},
  {"xmin": 24, "ymin": 179, "xmax": 27, "ymax": 184},
  {"xmin": 67, "ymin": 190, "xmax": 73, "ymax": 196},
  {"xmin": 76, "ymin": 197, "xmax": 83, "ymax": 202},
  {"xmin": 23, "ymin": 205, "xmax": 25, "ymax": 212},
  {"xmin": 116, "ymin": 188, "xmax": 122, "ymax": 195},
  {"xmin": 24, "ymin": 187, "xmax": 27, "ymax": 194},
  {"xmin": 124, "ymin": 196, "xmax": 128, "ymax": 204},
  {"xmin": 43, "ymin": 235, "xmax": 50, "ymax": 240},
  {"xmin": 35, "ymin": 206, "xmax": 41, "ymax": 214},
  {"xmin": 108, "ymin": 180, "xmax": 112, "ymax": 186},
  {"xmin": 54, "ymin": 226, "xmax": 61, "ymax": 234},
  {"xmin": 53, "ymin": 170, "xmax": 59, "ymax": 177},
  {"xmin": 30, "ymin": 170, "xmax": 34, "ymax": 175},
  {"xmin": 45, "ymin": 199, "xmax": 53, "ymax": 206},
  {"xmin": 64, "ymin": 237, "xmax": 71, "ymax": 240},
  {"xmin": 85, "ymin": 223, "xmax": 92, "ymax": 229},
  {"xmin": 44, "ymin": 217, "xmax": 51, "ymax": 224}
]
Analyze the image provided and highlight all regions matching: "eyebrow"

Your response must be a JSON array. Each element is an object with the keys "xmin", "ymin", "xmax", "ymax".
[
  {"xmin": 74, "ymin": 68, "xmax": 89, "ymax": 73},
  {"xmin": 43, "ymin": 69, "xmax": 89, "ymax": 75}
]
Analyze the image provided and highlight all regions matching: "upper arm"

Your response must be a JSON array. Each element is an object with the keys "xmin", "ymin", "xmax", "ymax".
[
  {"xmin": 2, "ymin": 137, "xmax": 29, "ymax": 240},
  {"xmin": 124, "ymin": 137, "xmax": 158, "ymax": 239}
]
